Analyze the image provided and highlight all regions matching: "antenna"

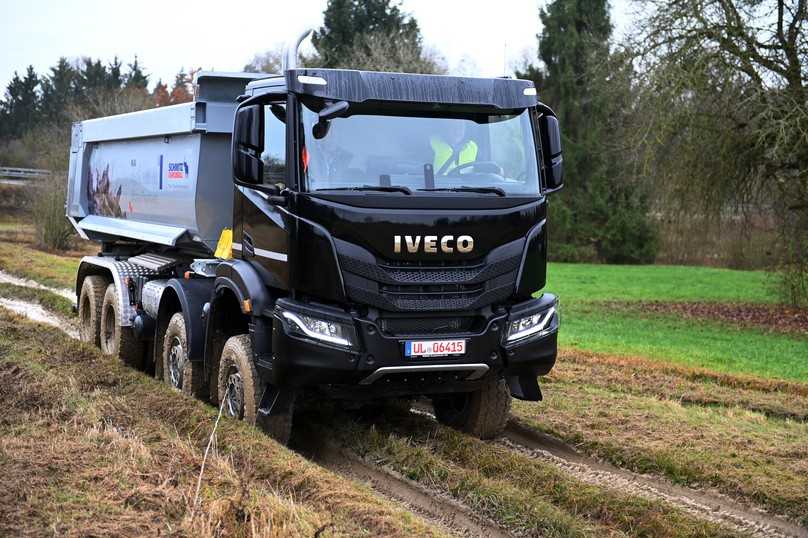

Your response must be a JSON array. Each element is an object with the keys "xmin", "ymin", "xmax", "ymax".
[{"xmin": 282, "ymin": 28, "xmax": 314, "ymax": 71}]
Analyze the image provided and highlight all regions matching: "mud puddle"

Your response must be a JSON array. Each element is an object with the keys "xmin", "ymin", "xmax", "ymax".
[
  {"xmin": 0, "ymin": 269, "xmax": 74, "ymax": 301},
  {"xmin": 0, "ymin": 297, "xmax": 78, "ymax": 339}
]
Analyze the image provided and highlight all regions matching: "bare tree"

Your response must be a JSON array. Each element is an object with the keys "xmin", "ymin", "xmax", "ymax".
[{"xmin": 630, "ymin": 0, "xmax": 808, "ymax": 303}]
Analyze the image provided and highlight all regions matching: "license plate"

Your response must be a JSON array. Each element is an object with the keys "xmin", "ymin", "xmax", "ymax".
[{"xmin": 404, "ymin": 339, "xmax": 466, "ymax": 358}]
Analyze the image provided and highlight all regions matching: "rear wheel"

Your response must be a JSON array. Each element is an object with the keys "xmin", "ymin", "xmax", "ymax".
[
  {"xmin": 161, "ymin": 312, "xmax": 205, "ymax": 397},
  {"xmin": 217, "ymin": 334, "xmax": 293, "ymax": 444},
  {"xmin": 78, "ymin": 275, "xmax": 107, "ymax": 345},
  {"xmin": 99, "ymin": 283, "xmax": 144, "ymax": 368},
  {"xmin": 432, "ymin": 376, "xmax": 512, "ymax": 439}
]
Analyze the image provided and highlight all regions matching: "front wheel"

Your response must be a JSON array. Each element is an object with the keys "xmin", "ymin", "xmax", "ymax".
[
  {"xmin": 217, "ymin": 335, "xmax": 293, "ymax": 444},
  {"xmin": 431, "ymin": 376, "xmax": 512, "ymax": 439}
]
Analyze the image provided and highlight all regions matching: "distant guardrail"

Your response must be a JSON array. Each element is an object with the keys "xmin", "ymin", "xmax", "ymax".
[{"xmin": 0, "ymin": 167, "xmax": 52, "ymax": 184}]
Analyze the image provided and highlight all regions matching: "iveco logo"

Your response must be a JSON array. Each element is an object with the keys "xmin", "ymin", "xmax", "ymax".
[{"xmin": 393, "ymin": 235, "xmax": 474, "ymax": 254}]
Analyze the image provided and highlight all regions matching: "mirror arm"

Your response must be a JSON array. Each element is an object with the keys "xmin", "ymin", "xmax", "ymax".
[{"xmin": 234, "ymin": 178, "xmax": 288, "ymax": 205}]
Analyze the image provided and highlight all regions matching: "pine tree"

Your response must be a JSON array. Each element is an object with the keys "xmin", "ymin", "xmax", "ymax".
[
  {"xmin": 125, "ymin": 56, "xmax": 149, "ymax": 89},
  {"xmin": 40, "ymin": 57, "xmax": 78, "ymax": 124},
  {"xmin": 312, "ymin": 0, "xmax": 432, "ymax": 71},
  {"xmin": 0, "ymin": 66, "xmax": 41, "ymax": 138},
  {"xmin": 107, "ymin": 56, "xmax": 123, "ymax": 90},
  {"xmin": 518, "ymin": 0, "xmax": 656, "ymax": 263},
  {"xmin": 78, "ymin": 58, "xmax": 109, "ymax": 100}
]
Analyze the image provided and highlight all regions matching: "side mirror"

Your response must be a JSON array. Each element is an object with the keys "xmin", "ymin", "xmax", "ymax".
[
  {"xmin": 537, "ymin": 106, "xmax": 564, "ymax": 193},
  {"xmin": 233, "ymin": 105, "xmax": 264, "ymax": 184},
  {"xmin": 313, "ymin": 100, "xmax": 349, "ymax": 140}
]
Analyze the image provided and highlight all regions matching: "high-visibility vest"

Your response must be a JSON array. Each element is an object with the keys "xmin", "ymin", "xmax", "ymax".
[{"xmin": 430, "ymin": 136, "xmax": 478, "ymax": 173}]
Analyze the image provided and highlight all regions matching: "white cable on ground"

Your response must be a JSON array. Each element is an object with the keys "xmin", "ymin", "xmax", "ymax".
[{"xmin": 191, "ymin": 385, "xmax": 230, "ymax": 519}]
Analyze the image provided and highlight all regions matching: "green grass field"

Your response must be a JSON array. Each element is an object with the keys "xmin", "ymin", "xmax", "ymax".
[
  {"xmin": 559, "ymin": 305, "xmax": 808, "ymax": 380},
  {"xmin": 547, "ymin": 262, "xmax": 778, "ymax": 304},
  {"xmin": 545, "ymin": 262, "xmax": 806, "ymax": 382}
]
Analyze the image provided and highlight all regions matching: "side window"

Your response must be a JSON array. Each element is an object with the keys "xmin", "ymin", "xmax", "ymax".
[{"xmin": 261, "ymin": 103, "xmax": 286, "ymax": 185}]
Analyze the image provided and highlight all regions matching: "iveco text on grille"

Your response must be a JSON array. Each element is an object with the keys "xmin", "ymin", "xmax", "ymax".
[{"xmin": 393, "ymin": 235, "xmax": 474, "ymax": 254}]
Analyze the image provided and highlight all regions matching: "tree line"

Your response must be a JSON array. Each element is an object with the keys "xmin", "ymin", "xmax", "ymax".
[
  {"xmin": 1, "ymin": 0, "xmax": 805, "ymax": 303},
  {"xmin": 0, "ymin": 57, "xmax": 198, "ymax": 141}
]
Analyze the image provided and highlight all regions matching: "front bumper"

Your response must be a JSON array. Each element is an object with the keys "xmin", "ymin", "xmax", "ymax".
[{"xmin": 266, "ymin": 294, "xmax": 558, "ymax": 399}]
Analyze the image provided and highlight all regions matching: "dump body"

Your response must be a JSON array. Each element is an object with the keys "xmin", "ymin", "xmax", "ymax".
[{"xmin": 66, "ymin": 72, "xmax": 266, "ymax": 251}]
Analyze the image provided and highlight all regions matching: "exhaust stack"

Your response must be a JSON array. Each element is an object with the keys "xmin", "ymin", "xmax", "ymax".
[{"xmin": 282, "ymin": 28, "xmax": 314, "ymax": 71}]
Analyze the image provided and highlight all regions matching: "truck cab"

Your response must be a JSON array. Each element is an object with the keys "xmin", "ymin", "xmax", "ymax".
[
  {"xmin": 68, "ymin": 37, "xmax": 563, "ymax": 444},
  {"xmin": 228, "ymin": 66, "xmax": 563, "ymax": 435}
]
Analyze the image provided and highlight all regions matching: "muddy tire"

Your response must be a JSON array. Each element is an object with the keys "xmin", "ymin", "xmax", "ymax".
[
  {"xmin": 78, "ymin": 275, "xmax": 107, "ymax": 346},
  {"xmin": 432, "ymin": 376, "xmax": 512, "ymax": 439},
  {"xmin": 99, "ymin": 283, "xmax": 144, "ymax": 369},
  {"xmin": 161, "ymin": 312, "xmax": 205, "ymax": 398},
  {"xmin": 217, "ymin": 334, "xmax": 292, "ymax": 444}
]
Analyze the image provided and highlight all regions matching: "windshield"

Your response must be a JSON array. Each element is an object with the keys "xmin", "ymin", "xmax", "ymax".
[{"xmin": 301, "ymin": 105, "xmax": 540, "ymax": 196}]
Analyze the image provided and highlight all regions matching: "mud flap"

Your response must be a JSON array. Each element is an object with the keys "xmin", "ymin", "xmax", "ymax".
[
  {"xmin": 255, "ymin": 383, "xmax": 295, "ymax": 432},
  {"xmin": 507, "ymin": 374, "xmax": 542, "ymax": 401}
]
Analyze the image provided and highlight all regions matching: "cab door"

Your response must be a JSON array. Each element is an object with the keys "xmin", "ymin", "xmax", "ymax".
[{"xmin": 235, "ymin": 96, "xmax": 292, "ymax": 290}]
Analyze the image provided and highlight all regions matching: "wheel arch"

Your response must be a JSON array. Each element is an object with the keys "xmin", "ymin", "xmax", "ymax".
[
  {"xmin": 76, "ymin": 259, "xmax": 113, "ymax": 300},
  {"xmin": 205, "ymin": 282, "xmax": 251, "ymax": 403},
  {"xmin": 156, "ymin": 278, "xmax": 212, "ymax": 365}
]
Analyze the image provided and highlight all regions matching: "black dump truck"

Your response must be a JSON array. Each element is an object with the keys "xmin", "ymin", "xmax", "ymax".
[{"xmin": 66, "ymin": 31, "xmax": 564, "ymax": 443}]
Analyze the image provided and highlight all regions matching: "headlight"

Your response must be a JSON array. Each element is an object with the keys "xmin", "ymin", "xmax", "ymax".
[
  {"xmin": 280, "ymin": 310, "xmax": 357, "ymax": 348},
  {"xmin": 505, "ymin": 306, "xmax": 557, "ymax": 343}
]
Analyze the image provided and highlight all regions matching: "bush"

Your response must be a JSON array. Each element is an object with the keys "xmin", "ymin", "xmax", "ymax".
[
  {"xmin": 597, "ymin": 209, "xmax": 658, "ymax": 264},
  {"xmin": 30, "ymin": 174, "xmax": 73, "ymax": 251},
  {"xmin": 0, "ymin": 184, "xmax": 31, "ymax": 211}
]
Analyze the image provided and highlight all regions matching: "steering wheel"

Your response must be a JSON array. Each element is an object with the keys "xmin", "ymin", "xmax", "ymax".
[{"xmin": 445, "ymin": 161, "xmax": 504, "ymax": 177}]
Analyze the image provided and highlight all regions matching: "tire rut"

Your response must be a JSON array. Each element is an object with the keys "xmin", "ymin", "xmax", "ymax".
[
  {"xmin": 411, "ymin": 402, "xmax": 805, "ymax": 538},
  {"xmin": 293, "ymin": 428, "xmax": 510, "ymax": 538},
  {"xmin": 0, "ymin": 297, "xmax": 78, "ymax": 338},
  {"xmin": 0, "ymin": 269, "xmax": 75, "ymax": 301}
]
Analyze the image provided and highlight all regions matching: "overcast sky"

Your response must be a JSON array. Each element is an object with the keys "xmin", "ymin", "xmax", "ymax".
[{"xmin": 0, "ymin": 0, "xmax": 633, "ymax": 89}]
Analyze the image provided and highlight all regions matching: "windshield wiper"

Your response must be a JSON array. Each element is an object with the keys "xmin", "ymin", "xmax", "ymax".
[
  {"xmin": 418, "ymin": 186, "xmax": 506, "ymax": 196},
  {"xmin": 316, "ymin": 185, "xmax": 412, "ymax": 195}
]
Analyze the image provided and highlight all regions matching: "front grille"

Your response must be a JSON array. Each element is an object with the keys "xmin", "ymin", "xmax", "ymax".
[
  {"xmin": 337, "ymin": 238, "xmax": 524, "ymax": 312},
  {"xmin": 380, "ymin": 316, "xmax": 478, "ymax": 336}
]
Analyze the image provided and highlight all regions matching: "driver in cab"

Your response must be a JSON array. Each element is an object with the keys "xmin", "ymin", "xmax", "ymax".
[{"xmin": 430, "ymin": 122, "xmax": 478, "ymax": 175}]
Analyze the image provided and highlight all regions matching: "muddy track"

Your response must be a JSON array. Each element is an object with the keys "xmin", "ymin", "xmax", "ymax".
[
  {"xmin": 502, "ymin": 420, "xmax": 807, "ymax": 538},
  {"xmin": 316, "ymin": 446, "xmax": 510, "ymax": 538},
  {"xmin": 0, "ymin": 297, "xmax": 78, "ymax": 338},
  {"xmin": 0, "ymin": 269, "xmax": 75, "ymax": 301},
  {"xmin": 1, "ymin": 282, "xmax": 805, "ymax": 537},
  {"xmin": 293, "ymin": 427, "xmax": 510, "ymax": 538},
  {"xmin": 409, "ymin": 402, "xmax": 807, "ymax": 538}
]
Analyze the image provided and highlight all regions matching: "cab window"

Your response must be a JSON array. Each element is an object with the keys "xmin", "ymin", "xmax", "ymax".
[{"xmin": 261, "ymin": 103, "xmax": 286, "ymax": 186}]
